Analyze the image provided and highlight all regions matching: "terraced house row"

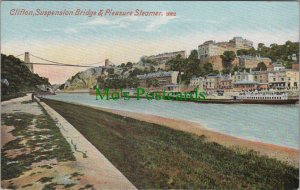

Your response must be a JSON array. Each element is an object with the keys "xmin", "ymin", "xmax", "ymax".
[{"xmin": 190, "ymin": 66, "xmax": 299, "ymax": 91}]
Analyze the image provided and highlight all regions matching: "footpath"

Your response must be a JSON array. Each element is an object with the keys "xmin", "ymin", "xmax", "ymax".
[{"xmin": 1, "ymin": 94, "xmax": 136, "ymax": 189}]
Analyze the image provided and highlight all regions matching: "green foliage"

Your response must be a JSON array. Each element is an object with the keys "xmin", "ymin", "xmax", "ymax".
[
  {"xmin": 222, "ymin": 68, "xmax": 231, "ymax": 74},
  {"xmin": 168, "ymin": 54, "xmax": 186, "ymax": 83},
  {"xmin": 97, "ymin": 75, "xmax": 139, "ymax": 89},
  {"xmin": 150, "ymin": 66, "xmax": 156, "ymax": 72},
  {"xmin": 233, "ymin": 64, "xmax": 240, "ymax": 72},
  {"xmin": 129, "ymin": 68, "xmax": 147, "ymax": 78},
  {"xmin": 1, "ymin": 54, "xmax": 50, "ymax": 98},
  {"xmin": 182, "ymin": 50, "xmax": 202, "ymax": 83},
  {"xmin": 258, "ymin": 41, "xmax": 299, "ymax": 64},
  {"xmin": 141, "ymin": 58, "xmax": 159, "ymax": 66},
  {"xmin": 167, "ymin": 54, "xmax": 191, "ymax": 83},
  {"xmin": 1, "ymin": 111, "xmax": 75, "ymax": 180},
  {"xmin": 256, "ymin": 62, "xmax": 267, "ymax": 71},
  {"xmin": 106, "ymin": 68, "xmax": 114, "ymax": 75},
  {"xmin": 221, "ymin": 51, "xmax": 236, "ymax": 62},
  {"xmin": 203, "ymin": 62, "xmax": 214, "ymax": 74},
  {"xmin": 237, "ymin": 48, "xmax": 257, "ymax": 56},
  {"xmin": 126, "ymin": 62, "xmax": 133, "ymax": 68}
]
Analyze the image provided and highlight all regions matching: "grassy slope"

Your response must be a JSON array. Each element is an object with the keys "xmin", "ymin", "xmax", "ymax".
[
  {"xmin": 1, "ymin": 54, "xmax": 50, "ymax": 101},
  {"xmin": 43, "ymin": 99, "xmax": 299, "ymax": 190}
]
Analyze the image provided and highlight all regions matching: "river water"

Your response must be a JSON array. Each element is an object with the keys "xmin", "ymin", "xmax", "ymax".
[{"xmin": 45, "ymin": 93, "xmax": 299, "ymax": 149}]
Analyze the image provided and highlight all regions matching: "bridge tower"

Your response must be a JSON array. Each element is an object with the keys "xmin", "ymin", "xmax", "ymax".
[
  {"xmin": 105, "ymin": 59, "xmax": 110, "ymax": 67},
  {"xmin": 24, "ymin": 52, "xmax": 34, "ymax": 73}
]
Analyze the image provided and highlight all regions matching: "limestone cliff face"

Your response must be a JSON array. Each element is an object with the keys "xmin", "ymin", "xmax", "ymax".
[
  {"xmin": 64, "ymin": 67, "xmax": 105, "ymax": 90},
  {"xmin": 63, "ymin": 63, "xmax": 151, "ymax": 90}
]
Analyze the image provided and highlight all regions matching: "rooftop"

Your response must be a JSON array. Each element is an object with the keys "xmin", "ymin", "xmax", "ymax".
[
  {"xmin": 137, "ymin": 71, "xmax": 177, "ymax": 79},
  {"xmin": 234, "ymin": 81, "xmax": 258, "ymax": 85},
  {"xmin": 238, "ymin": 55, "xmax": 271, "ymax": 60}
]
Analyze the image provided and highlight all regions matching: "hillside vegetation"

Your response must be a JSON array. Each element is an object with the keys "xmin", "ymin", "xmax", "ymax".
[{"xmin": 1, "ymin": 54, "xmax": 50, "ymax": 101}]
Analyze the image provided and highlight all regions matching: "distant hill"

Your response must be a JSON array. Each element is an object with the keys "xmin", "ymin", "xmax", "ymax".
[{"xmin": 1, "ymin": 54, "xmax": 50, "ymax": 100}]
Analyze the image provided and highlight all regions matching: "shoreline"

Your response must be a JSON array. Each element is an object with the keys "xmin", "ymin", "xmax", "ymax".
[{"xmin": 42, "ymin": 98, "xmax": 299, "ymax": 167}]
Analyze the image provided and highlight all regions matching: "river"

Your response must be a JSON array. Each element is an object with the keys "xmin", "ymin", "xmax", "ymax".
[{"xmin": 45, "ymin": 93, "xmax": 299, "ymax": 149}]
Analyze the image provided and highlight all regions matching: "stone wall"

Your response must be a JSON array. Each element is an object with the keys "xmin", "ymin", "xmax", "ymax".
[{"xmin": 200, "ymin": 55, "xmax": 239, "ymax": 71}]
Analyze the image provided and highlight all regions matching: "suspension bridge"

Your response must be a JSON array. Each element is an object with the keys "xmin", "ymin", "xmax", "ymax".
[{"xmin": 15, "ymin": 52, "xmax": 116, "ymax": 73}]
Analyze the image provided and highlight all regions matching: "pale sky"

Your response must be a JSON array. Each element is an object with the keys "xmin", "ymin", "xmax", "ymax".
[{"xmin": 1, "ymin": 1, "xmax": 299, "ymax": 84}]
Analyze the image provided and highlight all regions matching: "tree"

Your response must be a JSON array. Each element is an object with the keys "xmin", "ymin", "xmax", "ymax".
[
  {"xmin": 150, "ymin": 66, "xmax": 155, "ymax": 72},
  {"xmin": 168, "ymin": 54, "xmax": 186, "ymax": 83},
  {"xmin": 152, "ymin": 79, "xmax": 159, "ymax": 87},
  {"xmin": 221, "ymin": 51, "xmax": 236, "ymax": 63},
  {"xmin": 188, "ymin": 49, "xmax": 199, "ymax": 60},
  {"xmin": 203, "ymin": 62, "xmax": 213, "ymax": 74},
  {"xmin": 183, "ymin": 50, "xmax": 201, "ymax": 82},
  {"xmin": 146, "ymin": 79, "xmax": 152, "ymax": 88},
  {"xmin": 258, "ymin": 43, "xmax": 265, "ymax": 49},
  {"xmin": 107, "ymin": 68, "xmax": 114, "ymax": 75},
  {"xmin": 237, "ymin": 49, "xmax": 248, "ymax": 56},
  {"xmin": 221, "ymin": 51, "xmax": 236, "ymax": 70},
  {"xmin": 232, "ymin": 64, "xmax": 240, "ymax": 73},
  {"xmin": 126, "ymin": 62, "xmax": 133, "ymax": 68},
  {"xmin": 222, "ymin": 68, "xmax": 231, "ymax": 74},
  {"xmin": 129, "ymin": 68, "xmax": 144, "ymax": 77},
  {"xmin": 256, "ymin": 62, "xmax": 267, "ymax": 71},
  {"xmin": 236, "ymin": 48, "xmax": 256, "ymax": 56}
]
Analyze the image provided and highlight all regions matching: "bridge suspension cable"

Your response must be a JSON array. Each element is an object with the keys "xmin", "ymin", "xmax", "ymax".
[
  {"xmin": 15, "ymin": 53, "xmax": 25, "ymax": 57},
  {"xmin": 29, "ymin": 62, "xmax": 98, "ymax": 68},
  {"xmin": 29, "ymin": 53, "xmax": 106, "ymax": 67}
]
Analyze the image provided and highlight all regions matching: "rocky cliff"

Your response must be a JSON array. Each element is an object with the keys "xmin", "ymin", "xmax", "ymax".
[{"xmin": 63, "ymin": 67, "xmax": 105, "ymax": 90}]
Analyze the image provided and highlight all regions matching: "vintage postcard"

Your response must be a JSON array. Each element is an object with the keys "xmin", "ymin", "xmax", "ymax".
[{"xmin": 1, "ymin": 1, "xmax": 299, "ymax": 189}]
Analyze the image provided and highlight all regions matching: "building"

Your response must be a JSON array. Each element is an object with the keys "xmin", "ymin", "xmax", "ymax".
[
  {"xmin": 163, "ymin": 84, "xmax": 179, "ymax": 92},
  {"xmin": 142, "ymin": 51, "xmax": 186, "ymax": 65},
  {"xmin": 198, "ymin": 37, "xmax": 253, "ymax": 60},
  {"xmin": 286, "ymin": 70, "xmax": 299, "ymax": 89},
  {"xmin": 198, "ymin": 37, "xmax": 254, "ymax": 71},
  {"xmin": 137, "ymin": 71, "xmax": 179, "ymax": 88},
  {"xmin": 292, "ymin": 63, "xmax": 299, "ymax": 70},
  {"xmin": 233, "ymin": 81, "xmax": 259, "ymax": 91},
  {"xmin": 268, "ymin": 70, "xmax": 288, "ymax": 89},
  {"xmin": 253, "ymin": 71, "xmax": 269, "ymax": 83},
  {"xmin": 233, "ymin": 70, "xmax": 258, "ymax": 91},
  {"xmin": 268, "ymin": 70, "xmax": 299, "ymax": 89},
  {"xmin": 204, "ymin": 74, "xmax": 223, "ymax": 90},
  {"xmin": 229, "ymin": 37, "xmax": 253, "ymax": 50},
  {"xmin": 219, "ymin": 74, "xmax": 233, "ymax": 89},
  {"xmin": 198, "ymin": 41, "xmax": 226, "ymax": 60},
  {"xmin": 239, "ymin": 55, "xmax": 272, "ymax": 69},
  {"xmin": 189, "ymin": 76, "xmax": 205, "ymax": 91},
  {"xmin": 189, "ymin": 74, "xmax": 233, "ymax": 90},
  {"xmin": 271, "ymin": 62, "xmax": 285, "ymax": 71},
  {"xmin": 233, "ymin": 69, "xmax": 299, "ymax": 90}
]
